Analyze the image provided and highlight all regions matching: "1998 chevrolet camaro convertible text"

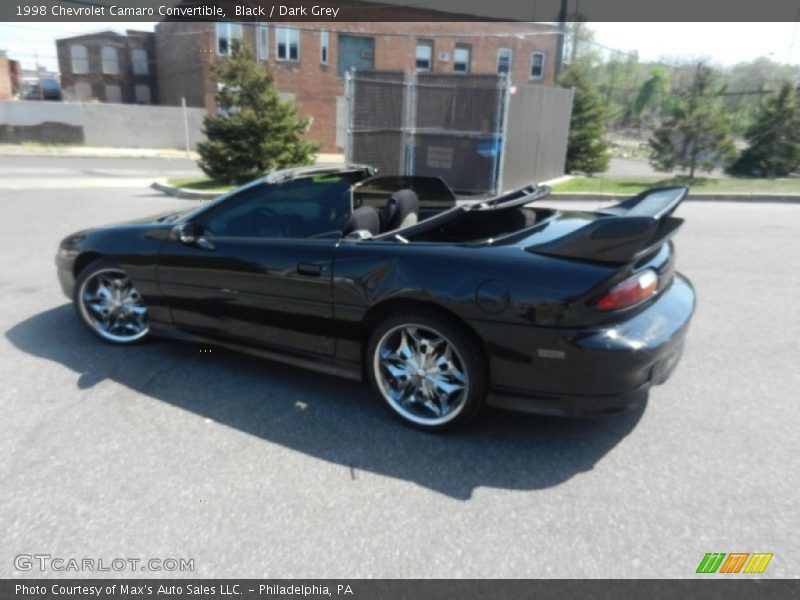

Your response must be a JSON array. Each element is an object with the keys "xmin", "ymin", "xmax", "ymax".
[{"xmin": 56, "ymin": 165, "xmax": 695, "ymax": 430}]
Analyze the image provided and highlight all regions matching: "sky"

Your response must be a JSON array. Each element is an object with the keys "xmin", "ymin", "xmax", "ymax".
[
  {"xmin": 1, "ymin": 21, "xmax": 799, "ymax": 72},
  {"xmin": 590, "ymin": 22, "xmax": 800, "ymax": 65}
]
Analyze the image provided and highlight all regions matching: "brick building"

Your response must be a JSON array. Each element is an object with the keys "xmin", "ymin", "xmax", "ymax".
[
  {"xmin": 56, "ymin": 30, "xmax": 159, "ymax": 104},
  {"xmin": 155, "ymin": 21, "xmax": 560, "ymax": 151},
  {"xmin": 0, "ymin": 51, "xmax": 22, "ymax": 100}
]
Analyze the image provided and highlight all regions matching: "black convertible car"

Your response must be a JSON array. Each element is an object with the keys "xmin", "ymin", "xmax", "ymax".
[{"xmin": 56, "ymin": 165, "xmax": 695, "ymax": 430}]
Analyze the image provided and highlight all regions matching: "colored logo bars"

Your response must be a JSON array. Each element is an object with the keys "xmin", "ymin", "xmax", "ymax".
[{"xmin": 696, "ymin": 553, "xmax": 773, "ymax": 574}]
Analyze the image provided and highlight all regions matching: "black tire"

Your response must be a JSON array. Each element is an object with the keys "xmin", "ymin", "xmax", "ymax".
[
  {"xmin": 74, "ymin": 257, "xmax": 150, "ymax": 345},
  {"xmin": 366, "ymin": 308, "xmax": 487, "ymax": 431}
]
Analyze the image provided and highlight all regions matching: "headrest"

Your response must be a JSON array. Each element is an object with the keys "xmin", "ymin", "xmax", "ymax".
[
  {"xmin": 343, "ymin": 205, "xmax": 381, "ymax": 236},
  {"xmin": 382, "ymin": 189, "xmax": 420, "ymax": 231}
]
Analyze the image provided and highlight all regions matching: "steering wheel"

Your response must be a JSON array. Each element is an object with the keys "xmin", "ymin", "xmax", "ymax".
[{"xmin": 249, "ymin": 207, "xmax": 288, "ymax": 238}]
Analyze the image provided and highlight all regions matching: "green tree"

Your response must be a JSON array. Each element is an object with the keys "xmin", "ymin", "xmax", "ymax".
[
  {"xmin": 626, "ymin": 66, "xmax": 670, "ymax": 127},
  {"xmin": 649, "ymin": 64, "xmax": 735, "ymax": 178},
  {"xmin": 728, "ymin": 82, "xmax": 800, "ymax": 177},
  {"xmin": 197, "ymin": 40, "xmax": 321, "ymax": 184},
  {"xmin": 559, "ymin": 65, "xmax": 610, "ymax": 175}
]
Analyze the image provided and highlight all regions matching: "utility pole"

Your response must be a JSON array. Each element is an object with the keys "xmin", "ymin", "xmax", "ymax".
[
  {"xmin": 181, "ymin": 97, "xmax": 191, "ymax": 159},
  {"xmin": 571, "ymin": 21, "xmax": 581, "ymax": 65},
  {"xmin": 555, "ymin": 0, "xmax": 569, "ymax": 79}
]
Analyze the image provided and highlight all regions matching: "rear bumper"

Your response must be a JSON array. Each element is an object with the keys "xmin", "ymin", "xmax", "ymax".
[{"xmin": 483, "ymin": 274, "xmax": 695, "ymax": 416}]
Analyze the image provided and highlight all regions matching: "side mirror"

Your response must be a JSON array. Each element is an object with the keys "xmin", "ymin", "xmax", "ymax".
[
  {"xmin": 171, "ymin": 222, "xmax": 215, "ymax": 250},
  {"xmin": 171, "ymin": 222, "xmax": 197, "ymax": 244}
]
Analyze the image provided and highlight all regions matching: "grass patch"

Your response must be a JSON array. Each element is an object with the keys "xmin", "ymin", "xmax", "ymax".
[
  {"xmin": 552, "ymin": 176, "xmax": 800, "ymax": 195},
  {"xmin": 167, "ymin": 177, "xmax": 235, "ymax": 193}
]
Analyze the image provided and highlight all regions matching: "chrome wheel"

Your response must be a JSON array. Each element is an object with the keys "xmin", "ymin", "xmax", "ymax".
[
  {"xmin": 78, "ymin": 268, "xmax": 149, "ymax": 343},
  {"xmin": 374, "ymin": 324, "xmax": 469, "ymax": 426}
]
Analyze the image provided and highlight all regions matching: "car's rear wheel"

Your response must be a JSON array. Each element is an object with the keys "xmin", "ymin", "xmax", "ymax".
[
  {"xmin": 75, "ymin": 258, "xmax": 150, "ymax": 344},
  {"xmin": 367, "ymin": 309, "xmax": 487, "ymax": 431}
]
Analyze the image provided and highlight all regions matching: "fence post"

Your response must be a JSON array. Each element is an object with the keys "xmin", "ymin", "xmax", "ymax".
[
  {"xmin": 494, "ymin": 74, "xmax": 512, "ymax": 193},
  {"xmin": 181, "ymin": 97, "xmax": 191, "ymax": 158},
  {"xmin": 402, "ymin": 70, "xmax": 417, "ymax": 176},
  {"xmin": 344, "ymin": 70, "xmax": 353, "ymax": 164}
]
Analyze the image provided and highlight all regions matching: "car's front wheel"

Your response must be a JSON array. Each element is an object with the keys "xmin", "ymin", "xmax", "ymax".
[
  {"xmin": 367, "ymin": 309, "xmax": 487, "ymax": 431},
  {"xmin": 74, "ymin": 258, "xmax": 150, "ymax": 344}
]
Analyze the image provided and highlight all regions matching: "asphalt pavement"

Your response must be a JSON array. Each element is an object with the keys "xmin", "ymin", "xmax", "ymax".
[
  {"xmin": 0, "ymin": 156, "xmax": 202, "ymax": 190},
  {"xmin": 0, "ymin": 157, "xmax": 797, "ymax": 578}
]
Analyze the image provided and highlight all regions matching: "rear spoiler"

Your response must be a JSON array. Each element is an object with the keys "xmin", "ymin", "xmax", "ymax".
[{"xmin": 529, "ymin": 186, "xmax": 689, "ymax": 264}]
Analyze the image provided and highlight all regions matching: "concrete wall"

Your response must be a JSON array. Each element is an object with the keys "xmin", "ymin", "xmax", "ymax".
[
  {"xmin": 0, "ymin": 100, "xmax": 205, "ymax": 149},
  {"xmin": 501, "ymin": 84, "xmax": 574, "ymax": 190}
]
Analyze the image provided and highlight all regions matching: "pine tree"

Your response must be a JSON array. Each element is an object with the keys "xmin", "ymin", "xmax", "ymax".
[
  {"xmin": 559, "ymin": 65, "xmax": 610, "ymax": 175},
  {"xmin": 728, "ymin": 82, "xmax": 800, "ymax": 177},
  {"xmin": 197, "ymin": 40, "xmax": 321, "ymax": 184},
  {"xmin": 649, "ymin": 64, "xmax": 735, "ymax": 179}
]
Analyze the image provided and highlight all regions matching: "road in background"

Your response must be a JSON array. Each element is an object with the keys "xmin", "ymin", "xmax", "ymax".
[
  {"xmin": 0, "ymin": 155, "xmax": 202, "ymax": 190},
  {"xmin": 0, "ymin": 158, "xmax": 798, "ymax": 578},
  {"xmin": 606, "ymin": 156, "xmax": 730, "ymax": 179}
]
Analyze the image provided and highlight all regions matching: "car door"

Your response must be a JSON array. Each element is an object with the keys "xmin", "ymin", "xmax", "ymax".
[{"xmin": 156, "ymin": 176, "xmax": 354, "ymax": 357}]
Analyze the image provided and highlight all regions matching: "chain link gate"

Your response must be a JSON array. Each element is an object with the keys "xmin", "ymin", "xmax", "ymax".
[{"xmin": 346, "ymin": 70, "xmax": 510, "ymax": 195}]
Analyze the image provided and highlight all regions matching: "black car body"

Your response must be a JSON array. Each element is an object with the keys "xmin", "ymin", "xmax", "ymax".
[{"xmin": 56, "ymin": 165, "xmax": 695, "ymax": 429}]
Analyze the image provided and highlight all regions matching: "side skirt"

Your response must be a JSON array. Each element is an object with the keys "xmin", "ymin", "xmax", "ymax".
[{"xmin": 149, "ymin": 325, "xmax": 364, "ymax": 383}]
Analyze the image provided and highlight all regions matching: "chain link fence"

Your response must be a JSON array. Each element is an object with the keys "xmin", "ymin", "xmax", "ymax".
[{"xmin": 346, "ymin": 70, "xmax": 573, "ymax": 195}]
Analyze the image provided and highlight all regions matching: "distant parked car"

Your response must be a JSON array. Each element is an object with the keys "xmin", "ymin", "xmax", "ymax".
[
  {"xmin": 24, "ymin": 77, "xmax": 61, "ymax": 101},
  {"xmin": 56, "ymin": 165, "xmax": 695, "ymax": 430}
]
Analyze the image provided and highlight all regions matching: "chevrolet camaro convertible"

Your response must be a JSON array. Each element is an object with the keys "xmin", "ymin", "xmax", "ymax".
[{"xmin": 56, "ymin": 165, "xmax": 695, "ymax": 430}]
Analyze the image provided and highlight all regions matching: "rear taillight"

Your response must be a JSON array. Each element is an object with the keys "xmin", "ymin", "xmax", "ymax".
[{"xmin": 594, "ymin": 269, "xmax": 658, "ymax": 311}]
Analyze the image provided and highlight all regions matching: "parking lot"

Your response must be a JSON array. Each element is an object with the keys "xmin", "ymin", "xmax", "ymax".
[{"xmin": 1, "ymin": 158, "xmax": 798, "ymax": 578}]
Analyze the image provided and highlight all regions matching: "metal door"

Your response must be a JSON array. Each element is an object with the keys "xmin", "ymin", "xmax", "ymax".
[{"xmin": 338, "ymin": 35, "xmax": 375, "ymax": 78}]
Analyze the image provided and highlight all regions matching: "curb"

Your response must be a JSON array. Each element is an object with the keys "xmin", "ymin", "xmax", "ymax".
[
  {"xmin": 150, "ymin": 181, "xmax": 223, "ymax": 200},
  {"xmin": 550, "ymin": 192, "xmax": 800, "ymax": 204}
]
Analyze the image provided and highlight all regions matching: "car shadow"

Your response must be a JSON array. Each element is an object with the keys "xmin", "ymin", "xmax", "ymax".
[{"xmin": 6, "ymin": 304, "xmax": 645, "ymax": 500}]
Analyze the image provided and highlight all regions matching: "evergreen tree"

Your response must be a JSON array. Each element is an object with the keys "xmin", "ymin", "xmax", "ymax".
[
  {"xmin": 197, "ymin": 40, "xmax": 321, "ymax": 184},
  {"xmin": 559, "ymin": 65, "xmax": 610, "ymax": 175},
  {"xmin": 728, "ymin": 82, "xmax": 800, "ymax": 177},
  {"xmin": 649, "ymin": 64, "xmax": 735, "ymax": 178}
]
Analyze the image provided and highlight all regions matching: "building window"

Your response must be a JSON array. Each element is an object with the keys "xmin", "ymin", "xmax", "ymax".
[
  {"xmin": 497, "ymin": 48, "xmax": 513, "ymax": 75},
  {"xmin": 258, "ymin": 25, "xmax": 269, "ymax": 60},
  {"xmin": 101, "ymin": 46, "xmax": 119, "ymax": 75},
  {"xmin": 134, "ymin": 84, "xmax": 151, "ymax": 104},
  {"xmin": 416, "ymin": 41, "xmax": 433, "ymax": 71},
  {"xmin": 216, "ymin": 22, "xmax": 243, "ymax": 56},
  {"xmin": 73, "ymin": 81, "xmax": 92, "ymax": 101},
  {"xmin": 276, "ymin": 27, "xmax": 300, "ymax": 61},
  {"xmin": 320, "ymin": 30, "xmax": 329, "ymax": 64},
  {"xmin": 70, "ymin": 44, "xmax": 88, "ymax": 74},
  {"xmin": 104, "ymin": 84, "xmax": 122, "ymax": 103},
  {"xmin": 131, "ymin": 48, "xmax": 148, "ymax": 75},
  {"xmin": 454, "ymin": 45, "xmax": 470, "ymax": 73},
  {"xmin": 530, "ymin": 52, "xmax": 546, "ymax": 79}
]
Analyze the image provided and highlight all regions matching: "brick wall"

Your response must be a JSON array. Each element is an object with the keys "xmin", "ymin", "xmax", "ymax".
[
  {"xmin": 0, "ymin": 55, "xmax": 12, "ymax": 100},
  {"xmin": 56, "ymin": 31, "xmax": 159, "ymax": 104},
  {"xmin": 155, "ymin": 21, "xmax": 560, "ymax": 152},
  {"xmin": 155, "ymin": 22, "xmax": 214, "ymax": 110}
]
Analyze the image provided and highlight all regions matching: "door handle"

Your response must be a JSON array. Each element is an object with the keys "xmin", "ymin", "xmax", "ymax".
[{"xmin": 297, "ymin": 263, "xmax": 324, "ymax": 277}]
